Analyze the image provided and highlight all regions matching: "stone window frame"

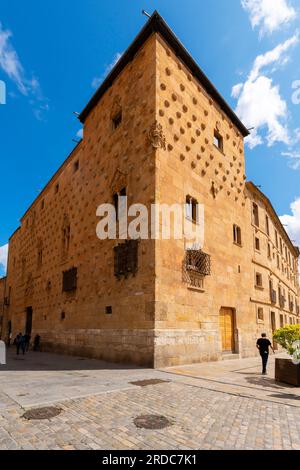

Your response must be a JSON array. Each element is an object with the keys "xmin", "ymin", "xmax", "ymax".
[
  {"xmin": 257, "ymin": 307, "xmax": 264, "ymax": 322},
  {"xmin": 233, "ymin": 224, "xmax": 242, "ymax": 247},
  {"xmin": 255, "ymin": 272, "xmax": 263, "ymax": 289}
]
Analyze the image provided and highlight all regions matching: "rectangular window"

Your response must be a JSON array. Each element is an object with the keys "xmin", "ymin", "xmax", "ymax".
[
  {"xmin": 233, "ymin": 224, "xmax": 242, "ymax": 246},
  {"xmin": 255, "ymin": 237, "xmax": 260, "ymax": 251},
  {"xmin": 265, "ymin": 215, "xmax": 270, "ymax": 236},
  {"xmin": 257, "ymin": 308, "xmax": 264, "ymax": 321},
  {"xmin": 55, "ymin": 183, "xmax": 59, "ymax": 194},
  {"xmin": 267, "ymin": 243, "xmax": 271, "ymax": 258},
  {"xmin": 256, "ymin": 273, "xmax": 263, "ymax": 288},
  {"xmin": 114, "ymin": 240, "xmax": 138, "ymax": 279},
  {"xmin": 275, "ymin": 230, "xmax": 278, "ymax": 248},
  {"xmin": 252, "ymin": 203, "xmax": 259, "ymax": 227},
  {"xmin": 62, "ymin": 267, "xmax": 77, "ymax": 292},
  {"xmin": 213, "ymin": 130, "xmax": 223, "ymax": 152},
  {"xmin": 74, "ymin": 160, "xmax": 79, "ymax": 172},
  {"xmin": 280, "ymin": 314, "xmax": 284, "ymax": 328},
  {"xmin": 186, "ymin": 195, "xmax": 198, "ymax": 223},
  {"xmin": 112, "ymin": 111, "xmax": 122, "ymax": 130}
]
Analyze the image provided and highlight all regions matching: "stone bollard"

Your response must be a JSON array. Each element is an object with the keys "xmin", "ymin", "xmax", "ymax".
[{"xmin": 0, "ymin": 341, "xmax": 6, "ymax": 365}]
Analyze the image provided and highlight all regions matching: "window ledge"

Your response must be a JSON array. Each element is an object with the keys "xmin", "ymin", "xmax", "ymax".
[
  {"xmin": 257, "ymin": 319, "xmax": 264, "ymax": 324},
  {"xmin": 213, "ymin": 144, "xmax": 225, "ymax": 156},
  {"xmin": 187, "ymin": 285, "xmax": 205, "ymax": 293},
  {"xmin": 233, "ymin": 242, "xmax": 243, "ymax": 248},
  {"xmin": 255, "ymin": 285, "xmax": 264, "ymax": 291}
]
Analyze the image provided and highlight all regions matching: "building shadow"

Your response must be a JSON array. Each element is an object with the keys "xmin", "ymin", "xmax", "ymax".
[
  {"xmin": 0, "ymin": 349, "xmax": 147, "ymax": 372},
  {"xmin": 244, "ymin": 374, "xmax": 297, "ymax": 390}
]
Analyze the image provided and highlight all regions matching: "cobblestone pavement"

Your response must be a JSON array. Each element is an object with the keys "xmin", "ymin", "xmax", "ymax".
[{"xmin": 1, "ymin": 350, "xmax": 300, "ymax": 450}]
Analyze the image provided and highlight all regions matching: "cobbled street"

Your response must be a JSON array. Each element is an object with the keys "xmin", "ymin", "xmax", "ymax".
[{"xmin": 1, "ymin": 350, "xmax": 300, "ymax": 450}]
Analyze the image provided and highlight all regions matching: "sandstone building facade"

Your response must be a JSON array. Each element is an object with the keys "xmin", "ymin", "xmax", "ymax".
[{"xmin": 1, "ymin": 12, "xmax": 299, "ymax": 367}]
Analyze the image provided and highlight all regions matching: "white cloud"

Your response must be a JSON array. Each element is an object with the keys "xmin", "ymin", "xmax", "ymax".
[
  {"xmin": 92, "ymin": 52, "xmax": 123, "ymax": 89},
  {"xmin": 231, "ymin": 83, "xmax": 244, "ymax": 98},
  {"xmin": 232, "ymin": 34, "xmax": 299, "ymax": 148},
  {"xmin": 280, "ymin": 199, "xmax": 300, "ymax": 247},
  {"xmin": 241, "ymin": 0, "xmax": 296, "ymax": 36},
  {"xmin": 0, "ymin": 21, "xmax": 48, "ymax": 118},
  {"xmin": 0, "ymin": 244, "xmax": 8, "ymax": 274},
  {"xmin": 76, "ymin": 128, "xmax": 83, "ymax": 139},
  {"xmin": 249, "ymin": 33, "xmax": 299, "ymax": 81},
  {"xmin": 282, "ymin": 150, "xmax": 300, "ymax": 169}
]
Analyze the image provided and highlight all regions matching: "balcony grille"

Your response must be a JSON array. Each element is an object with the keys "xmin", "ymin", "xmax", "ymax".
[
  {"xmin": 279, "ymin": 295, "xmax": 286, "ymax": 309},
  {"xmin": 185, "ymin": 249, "xmax": 211, "ymax": 276}
]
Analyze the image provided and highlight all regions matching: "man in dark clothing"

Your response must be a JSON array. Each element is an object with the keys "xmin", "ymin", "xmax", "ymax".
[
  {"xmin": 256, "ymin": 333, "xmax": 274, "ymax": 375},
  {"xmin": 24, "ymin": 334, "xmax": 31, "ymax": 352},
  {"xmin": 33, "ymin": 335, "xmax": 41, "ymax": 352},
  {"xmin": 15, "ymin": 333, "xmax": 23, "ymax": 355}
]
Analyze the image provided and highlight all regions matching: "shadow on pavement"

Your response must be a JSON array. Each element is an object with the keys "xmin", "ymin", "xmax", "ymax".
[{"xmin": 0, "ymin": 349, "xmax": 144, "ymax": 372}]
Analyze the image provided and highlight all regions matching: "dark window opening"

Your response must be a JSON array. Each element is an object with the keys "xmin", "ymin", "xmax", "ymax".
[
  {"xmin": 114, "ymin": 239, "xmax": 139, "ymax": 279},
  {"xmin": 256, "ymin": 273, "xmax": 263, "ymax": 287},
  {"xmin": 112, "ymin": 111, "xmax": 122, "ymax": 130},
  {"xmin": 55, "ymin": 183, "xmax": 59, "ymax": 194},
  {"xmin": 41, "ymin": 200, "xmax": 45, "ymax": 210},
  {"xmin": 186, "ymin": 195, "xmax": 198, "ymax": 223},
  {"xmin": 74, "ymin": 160, "xmax": 79, "ymax": 172},
  {"xmin": 255, "ymin": 237, "xmax": 260, "ymax": 251},
  {"xmin": 61, "ymin": 311, "xmax": 66, "ymax": 320},
  {"xmin": 62, "ymin": 267, "xmax": 77, "ymax": 292},
  {"xmin": 106, "ymin": 306, "xmax": 113, "ymax": 315},
  {"xmin": 213, "ymin": 130, "xmax": 223, "ymax": 152},
  {"xmin": 233, "ymin": 225, "xmax": 242, "ymax": 246},
  {"xmin": 252, "ymin": 203, "xmax": 259, "ymax": 227}
]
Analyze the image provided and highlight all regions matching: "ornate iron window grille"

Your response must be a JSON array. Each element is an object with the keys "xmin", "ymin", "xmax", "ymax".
[
  {"xmin": 185, "ymin": 249, "xmax": 211, "ymax": 276},
  {"xmin": 114, "ymin": 240, "xmax": 139, "ymax": 279}
]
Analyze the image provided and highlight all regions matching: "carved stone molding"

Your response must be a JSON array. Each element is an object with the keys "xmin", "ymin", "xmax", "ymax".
[{"xmin": 148, "ymin": 121, "xmax": 166, "ymax": 150}]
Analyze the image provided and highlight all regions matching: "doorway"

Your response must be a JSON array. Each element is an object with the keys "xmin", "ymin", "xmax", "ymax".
[
  {"xmin": 270, "ymin": 311, "xmax": 278, "ymax": 350},
  {"xmin": 25, "ymin": 307, "xmax": 33, "ymax": 336},
  {"xmin": 219, "ymin": 307, "xmax": 235, "ymax": 353}
]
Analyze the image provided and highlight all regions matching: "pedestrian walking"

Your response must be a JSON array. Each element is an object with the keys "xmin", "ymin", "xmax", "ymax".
[
  {"xmin": 256, "ymin": 333, "xmax": 274, "ymax": 375},
  {"xmin": 33, "ymin": 334, "xmax": 41, "ymax": 352},
  {"xmin": 15, "ymin": 333, "xmax": 23, "ymax": 355},
  {"xmin": 24, "ymin": 334, "xmax": 31, "ymax": 352}
]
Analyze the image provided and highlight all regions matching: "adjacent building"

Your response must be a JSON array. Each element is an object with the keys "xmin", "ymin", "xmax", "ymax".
[{"xmin": 1, "ymin": 12, "xmax": 299, "ymax": 367}]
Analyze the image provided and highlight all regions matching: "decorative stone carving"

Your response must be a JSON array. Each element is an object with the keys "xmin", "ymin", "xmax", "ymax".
[
  {"xmin": 148, "ymin": 121, "xmax": 166, "ymax": 150},
  {"xmin": 210, "ymin": 181, "xmax": 219, "ymax": 199}
]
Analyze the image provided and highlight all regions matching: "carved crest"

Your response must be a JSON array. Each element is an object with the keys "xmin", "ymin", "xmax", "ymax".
[
  {"xmin": 148, "ymin": 121, "xmax": 166, "ymax": 150},
  {"xmin": 111, "ymin": 168, "xmax": 127, "ymax": 194}
]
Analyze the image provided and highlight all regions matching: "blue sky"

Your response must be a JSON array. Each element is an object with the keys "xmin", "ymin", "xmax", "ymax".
[{"xmin": 0, "ymin": 0, "xmax": 300, "ymax": 275}]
